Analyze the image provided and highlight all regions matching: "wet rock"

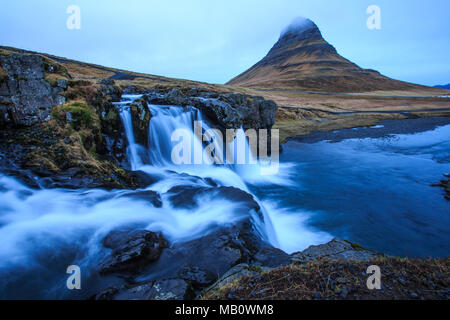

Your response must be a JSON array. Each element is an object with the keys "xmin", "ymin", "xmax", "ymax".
[
  {"xmin": 144, "ymin": 89, "xmax": 278, "ymax": 131},
  {"xmin": 100, "ymin": 230, "xmax": 169, "ymax": 275},
  {"xmin": 95, "ymin": 279, "xmax": 193, "ymax": 300},
  {"xmin": 119, "ymin": 190, "xmax": 162, "ymax": 208},
  {"xmin": 204, "ymin": 264, "xmax": 262, "ymax": 295},
  {"xmin": 136, "ymin": 220, "xmax": 290, "ymax": 292},
  {"xmin": 167, "ymin": 185, "xmax": 260, "ymax": 213},
  {"xmin": 177, "ymin": 266, "xmax": 216, "ymax": 287},
  {"xmin": 129, "ymin": 99, "xmax": 151, "ymax": 146},
  {"xmin": 129, "ymin": 170, "xmax": 162, "ymax": 188},
  {"xmin": 291, "ymin": 238, "xmax": 379, "ymax": 263}
]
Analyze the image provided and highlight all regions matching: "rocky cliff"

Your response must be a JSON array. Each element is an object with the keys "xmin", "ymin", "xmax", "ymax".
[{"xmin": 0, "ymin": 51, "xmax": 69, "ymax": 127}]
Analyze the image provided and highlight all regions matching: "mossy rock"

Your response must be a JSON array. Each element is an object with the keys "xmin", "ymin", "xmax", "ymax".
[{"xmin": 51, "ymin": 102, "xmax": 99, "ymax": 130}]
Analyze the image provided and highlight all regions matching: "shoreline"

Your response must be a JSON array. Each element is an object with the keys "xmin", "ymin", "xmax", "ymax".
[{"xmin": 287, "ymin": 116, "xmax": 450, "ymax": 144}]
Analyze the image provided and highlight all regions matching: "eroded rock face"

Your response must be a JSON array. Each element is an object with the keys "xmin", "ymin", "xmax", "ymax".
[
  {"xmin": 291, "ymin": 238, "xmax": 379, "ymax": 263},
  {"xmin": 100, "ymin": 230, "xmax": 169, "ymax": 275},
  {"xmin": 0, "ymin": 53, "xmax": 68, "ymax": 127},
  {"xmin": 144, "ymin": 88, "xmax": 278, "ymax": 131},
  {"xmin": 129, "ymin": 98, "xmax": 151, "ymax": 146}
]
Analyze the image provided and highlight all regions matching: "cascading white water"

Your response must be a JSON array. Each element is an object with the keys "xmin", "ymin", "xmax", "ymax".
[
  {"xmin": 115, "ymin": 95, "xmax": 280, "ymax": 245},
  {"xmin": 148, "ymin": 105, "xmax": 202, "ymax": 166}
]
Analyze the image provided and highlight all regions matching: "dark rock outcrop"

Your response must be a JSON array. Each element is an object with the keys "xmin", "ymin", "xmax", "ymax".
[
  {"xmin": 94, "ymin": 217, "xmax": 290, "ymax": 299},
  {"xmin": 167, "ymin": 185, "xmax": 260, "ymax": 213},
  {"xmin": 95, "ymin": 278, "xmax": 194, "ymax": 300},
  {"xmin": 0, "ymin": 53, "xmax": 68, "ymax": 127},
  {"xmin": 118, "ymin": 190, "xmax": 163, "ymax": 208},
  {"xmin": 129, "ymin": 98, "xmax": 151, "ymax": 146},
  {"xmin": 290, "ymin": 238, "xmax": 379, "ymax": 263},
  {"xmin": 100, "ymin": 230, "xmax": 169, "ymax": 275},
  {"xmin": 144, "ymin": 88, "xmax": 278, "ymax": 131},
  {"xmin": 134, "ymin": 220, "xmax": 289, "ymax": 287}
]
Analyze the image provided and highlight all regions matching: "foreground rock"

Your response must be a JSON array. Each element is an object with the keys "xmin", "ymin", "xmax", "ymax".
[
  {"xmin": 291, "ymin": 238, "xmax": 379, "ymax": 263},
  {"xmin": 94, "ymin": 279, "xmax": 194, "ymax": 300},
  {"xmin": 100, "ymin": 230, "xmax": 169, "ymax": 275},
  {"xmin": 94, "ymin": 218, "xmax": 290, "ymax": 299}
]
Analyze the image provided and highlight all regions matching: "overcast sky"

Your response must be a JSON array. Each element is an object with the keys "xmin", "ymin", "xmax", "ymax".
[{"xmin": 1, "ymin": 0, "xmax": 449, "ymax": 86}]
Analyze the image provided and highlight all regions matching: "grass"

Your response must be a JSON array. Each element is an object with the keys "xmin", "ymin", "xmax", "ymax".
[
  {"xmin": 202, "ymin": 257, "xmax": 450, "ymax": 300},
  {"xmin": 0, "ymin": 66, "xmax": 8, "ymax": 83},
  {"xmin": 273, "ymin": 109, "xmax": 408, "ymax": 142},
  {"xmin": 51, "ymin": 101, "xmax": 98, "ymax": 130}
]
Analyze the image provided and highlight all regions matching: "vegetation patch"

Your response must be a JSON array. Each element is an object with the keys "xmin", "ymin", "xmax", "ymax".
[
  {"xmin": 0, "ymin": 66, "xmax": 8, "ymax": 83},
  {"xmin": 51, "ymin": 101, "xmax": 98, "ymax": 130},
  {"xmin": 202, "ymin": 257, "xmax": 450, "ymax": 300},
  {"xmin": 41, "ymin": 56, "xmax": 70, "ymax": 78}
]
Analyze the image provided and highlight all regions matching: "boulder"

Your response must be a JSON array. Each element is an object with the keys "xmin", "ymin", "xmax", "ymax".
[
  {"xmin": 166, "ymin": 185, "xmax": 260, "ymax": 213},
  {"xmin": 118, "ymin": 190, "xmax": 163, "ymax": 208},
  {"xmin": 290, "ymin": 238, "xmax": 379, "ymax": 263},
  {"xmin": 203, "ymin": 263, "xmax": 271, "ymax": 295},
  {"xmin": 134, "ymin": 220, "xmax": 290, "ymax": 291},
  {"xmin": 100, "ymin": 230, "xmax": 169, "ymax": 275}
]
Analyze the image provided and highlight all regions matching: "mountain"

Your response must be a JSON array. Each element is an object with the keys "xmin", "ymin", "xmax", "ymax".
[
  {"xmin": 227, "ymin": 17, "xmax": 429, "ymax": 93},
  {"xmin": 435, "ymin": 83, "xmax": 450, "ymax": 89}
]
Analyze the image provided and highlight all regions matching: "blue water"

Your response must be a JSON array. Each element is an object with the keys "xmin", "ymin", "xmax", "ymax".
[{"xmin": 251, "ymin": 124, "xmax": 450, "ymax": 257}]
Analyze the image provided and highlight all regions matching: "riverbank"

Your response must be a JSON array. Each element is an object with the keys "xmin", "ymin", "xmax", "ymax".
[{"xmin": 202, "ymin": 255, "xmax": 450, "ymax": 300}]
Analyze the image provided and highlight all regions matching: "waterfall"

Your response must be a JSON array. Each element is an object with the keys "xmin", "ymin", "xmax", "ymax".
[{"xmin": 115, "ymin": 95, "xmax": 279, "ymax": 247}]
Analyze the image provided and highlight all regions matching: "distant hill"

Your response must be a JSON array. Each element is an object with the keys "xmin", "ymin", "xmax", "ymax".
[
  {"xmin": 227, "ymin": 17, "xmax": 434, "ymax": 93},
  {"xmin": 435, "ymin": 83, "xmax": 450, "ymax": 89}
]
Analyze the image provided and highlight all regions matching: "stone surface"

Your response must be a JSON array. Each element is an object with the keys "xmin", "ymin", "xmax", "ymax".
[
  {"xmin": 100, "ymin": 230, "xmax": 169, "ymax": 275},
  {"xmin": 95, "ymin": 279, "xmax": 193, "ymax": 300},
  {"xmin": 118, "ymin": 190, "xmax": 163, "ymax": 208},
  {"xmin": 0, "ymin": 53, "xmax": 68, "ymax": 127},
  {"xmin": 129, "ymin": 98, "xmax": 151, "ymax": 146},
  {"xmin": 291, "ymin": 238, "xmax": 379, "ymax": 263},
  {"xmin": 167, "ymin": 185, "xmax": 260, "ymax": 213},
  {"xmin": 144, "ymin": 88, "xmax": 278, "ymax": 131}
]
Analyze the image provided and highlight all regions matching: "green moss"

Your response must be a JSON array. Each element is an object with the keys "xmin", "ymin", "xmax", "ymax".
[
  {"xmin": 248, "ymin": 265, "xmax": 262, "ymax": 273},
  {"xmin": 41, "ymin": 57, "xmax": 69, "ymax": 77},
  {"xmin": 52, "ymin": 102, "xmax": 97, "ymax": 129},
  {"xmin": 104, "ymin": 108, "xmax": 118, "ymax": 122},
  {"xmin": 0, "ymin": 49, "xmax": 12, "ymax": 57},
  {"xmin": 344, "ymin": 240, "xmax": 366, "ymax": 251}
]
